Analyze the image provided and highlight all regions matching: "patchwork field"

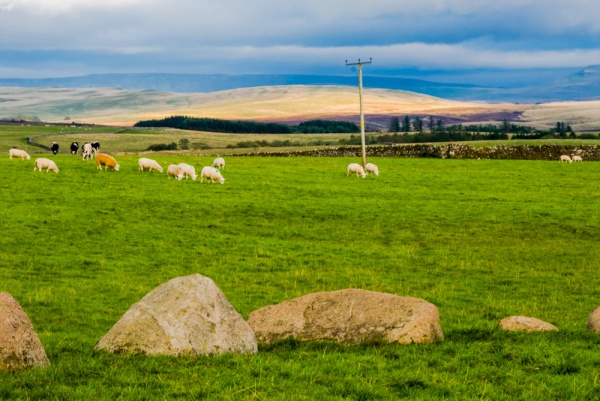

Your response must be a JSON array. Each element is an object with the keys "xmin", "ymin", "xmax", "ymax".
[
  {"xmin": 1, "ymin": 152, "xmax": 600, "ymax": 399},
  {"xmin": 3, "ymin": 125, "xmax": 600, "ymax": 159},
  {"xmin": 3, "ymin": 85, "xmax": 600, "ymax": 131}
]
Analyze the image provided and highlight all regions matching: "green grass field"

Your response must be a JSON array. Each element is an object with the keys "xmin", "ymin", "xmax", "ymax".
[
  {"xmin": 3, "ymin": 125, "xmax": 600, "ymax": 156},
  {"xmin": 1, "ymin": 152, "xmax": 600, "ymax": 399}
]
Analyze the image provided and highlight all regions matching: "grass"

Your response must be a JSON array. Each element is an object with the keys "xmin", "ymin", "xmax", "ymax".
[
  {"xmin": 465, "ymin": 138, "xmax": 600, "ymax": 147},
  {"xmin": 0, "ymin": 125, "xmax": 121, "ymax": 154},
  {"xmin": 1, "ymin": 153, "xmax": 600, "ymax": 399},
  {"xmin": 35, "ymin": 130, "xmax": 350, "ymax": 153},
  {"xmin": 4, "ymin": 124, "xmax": 600, "ymax": 156}
]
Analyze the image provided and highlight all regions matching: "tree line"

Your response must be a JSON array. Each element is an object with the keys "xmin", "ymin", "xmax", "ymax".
[
  {"xmin": 389, "ymin": 116, "xmax": 542, "ymax": 134},
  {"xmin": 339, "ymin": 131, "xmax": 509, "ymax": 146},
  {"xmin": 387, "ymin": 116, "xmax": 583, "ymax": 142},
  {"xmin": 135, "ymin": 116, "xmax": 359, "ymax": 134}
]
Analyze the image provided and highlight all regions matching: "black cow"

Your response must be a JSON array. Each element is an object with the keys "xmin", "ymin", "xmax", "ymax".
[
  {"xmin": 50, "ymin": 142, "xmax": 59, "ymax": 155},
  {"xmin": 70, "ymin": 142, "xmax": 79, "ymax": 155},
  {"xmin": 91, "ymin": 141, "xmax": 100, "ymax": 154}
]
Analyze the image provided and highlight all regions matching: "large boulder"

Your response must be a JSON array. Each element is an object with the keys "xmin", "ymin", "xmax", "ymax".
[
  {"xmin": 0, "ymin": 292, "xmax": 50, "ymax": 371},
  {"xmin": 498, "ymin": 316, "xmax": 558, "ymax": 332},
  {"xmin": 247, "ymin": 289, "xmax": 443, "ymax": 345},
  {"xmin": 95, "ymin": 274, "xmax": 257, "ymax": 356},
  {"xmin": 586, "ymin": 306, "xmax": 600, "ymax": 333}
]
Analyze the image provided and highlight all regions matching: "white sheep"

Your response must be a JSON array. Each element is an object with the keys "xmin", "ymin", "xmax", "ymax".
[
  {"xmin": 347, "ymin": 163, "xmax": 366, "ymax": 178},
  {"xmin": 571, "ymin": 155, "xmax": 583, "ymax": 162},
  {"xmin": 9, "ymin": 148, "xmax": 30, "ymax": 160},
  {"xmin": 559, "ymin": 155, "xmax": 572, "ymax": 163},
  {"xmin": 178, "ymin": 163, "xmax": 197, "ymax": 180},
  {"xmin": 365, "ymin": 163, "xmax": 379, "ymax": 176},
  {"xmin": 167, "ymin": 164, "xmax": 184, "ymax": 180},
  {"xmin": 33, "ymin": 158, "xmax": 59, "ymax": 173},
  {"xmin": 138, "ymin": 158, "xmax": 163, "ymax": 173},
  {"xmin": 200, "ymin": 166, "xmax": 225, "ymax": 184},
  {"xmin": 212, "ymin": 157, "xmax": 225, "ymax": 169},
  {"xmin": 82, "ymin": 143, "xmax": 93, "ymax": 160}
]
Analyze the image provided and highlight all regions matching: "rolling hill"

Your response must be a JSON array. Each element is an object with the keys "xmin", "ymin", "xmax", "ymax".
[
  {"xmin": 0, "ymin": 85, "xmax": 516, "ymax": 127},
  {"xmin": 2, "ymin": 85, "xmax": 600, "ymax": 130},
  {"xmin": 0, "ymin": 65, "xmax": 599, "ymax": 103},
  {"xmin": 0, "ymin": 74, "xmax": 476, "ymax": 100}
]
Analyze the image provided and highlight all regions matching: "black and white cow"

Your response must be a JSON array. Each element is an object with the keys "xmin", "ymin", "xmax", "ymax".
[
  {"xmin": 70, "ymin": 142, "xmax": 79, "ymax": 155},
  {"xmin": 50, "ymin": 142, "xmax": 59, "ymax": 155},
  {"xmin": 91, "ymin": 141, "xmax": 100, "ymax": 154}
]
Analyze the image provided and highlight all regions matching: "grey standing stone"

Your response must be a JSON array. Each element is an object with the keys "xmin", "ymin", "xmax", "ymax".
[{"xmin": 95, "ymin": 274, "xmax": 257, "ymax": 356}]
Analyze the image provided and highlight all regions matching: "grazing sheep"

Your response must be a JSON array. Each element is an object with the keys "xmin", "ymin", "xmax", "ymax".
[
  {"xmin": 82, "ymin": 143, "xmax": 93, "ymax": 160},
  {"xmin": 212, "ymin": 157, "xmax": 225, "ymax": 169},
  {"xmin": 9, "ymin": 148, "xmax": 30, "ymax": 160},
  {"xmin": 347, "ymin": 163, "xmax": 366, "ymax": 178},
  {"xmin": 200, "ymin": 166, "xmax": 225, "ymax": 184},
  {"xmin": 138, "ymin": 158, "xmax": 163, "ymax": 173},
  {"xmin": 559, "ymin": 155, "xmax": 572, "ymax": 163},
  {"xmin": 96, "ymin": 153, "xmax": 120, "ymax": 171},
  {"xmin": 167, "ymin": 164, "xmax": 184, "ymax": 180},
  {"xmin": 365, "ymin": 163, "xmax": 379, "ymax": 176},
  {"xmin": 572, "ymin": 155, "xmax": 583, "ymax": 162},
  {"xmin": 33, "ymin": 158, "xmax": 58, "ymax": 173},
  {"xmin": 178, "ymin": 163, "xmax": 197, "ymax": 180}
]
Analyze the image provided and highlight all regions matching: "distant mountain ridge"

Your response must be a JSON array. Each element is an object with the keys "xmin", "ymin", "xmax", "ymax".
[
  {"xmin": 1, "ymin": 66, "xmax": 599, "ymax": 102},
  {"xmin": 0, "ymin": 73, "xmax": 475, "ymax": 97}
]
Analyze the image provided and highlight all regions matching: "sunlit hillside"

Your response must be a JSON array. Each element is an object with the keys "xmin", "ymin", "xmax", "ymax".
[{"xmin": 1, "ymin": 85, "xmax": 599, "ymax": 130}]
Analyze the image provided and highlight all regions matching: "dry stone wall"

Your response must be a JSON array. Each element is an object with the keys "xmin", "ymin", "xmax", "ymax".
[{"xmin": 230, "ymin": 144, "xmax": 600, "ymax": 161}]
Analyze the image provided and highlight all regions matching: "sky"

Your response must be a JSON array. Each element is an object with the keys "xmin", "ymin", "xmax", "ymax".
[{"xmin": 1, "ymin": 0, "xmax": 600, "ymax": 87}]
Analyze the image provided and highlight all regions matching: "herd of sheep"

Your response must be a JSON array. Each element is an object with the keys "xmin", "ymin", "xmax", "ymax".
[
  {"xmin": 8, "ymin": 146, "xmax": 585, "ymax": 181},
  {"xmin": 559, "ymin": 154, "xmax": 584, "ymax": 163},
  {"xmin": 347, "ymin": 162, "xmax": 379, "ymax": 178},
  {"xmin": 9, "ymin": 146, "xmax": 381, "ymax": 181},
  {"xmin": 8, "ymin": 147, "xmax": 228, "ymax": 184}
]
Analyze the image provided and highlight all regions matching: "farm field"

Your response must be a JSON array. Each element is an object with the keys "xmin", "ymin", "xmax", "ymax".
[
  {"xmin": 0, "ymin": 125, "xmax": 121, "ymax": 154},
  {"xmin": 5, "ymin": 85, "xmax": 600, "ymax": 131},
  {"xmin": 0, "ymin": 125, "xmax": 354, "ymax": 154},
  {"xmin": 1, "ymin": 152, "xmax": 600, "ymax": 399},
  {"xmin": 29, "ymin": 130, "xmax": 600, "ymax": 154},
  {"xmin": 3, "ymin": 125, "xmax": 600, "ymax": 156}
]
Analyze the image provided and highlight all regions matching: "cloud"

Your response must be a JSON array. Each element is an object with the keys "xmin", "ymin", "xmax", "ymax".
[
  {"xmin": 0, "ymin": 2, "xmax": 14, "ymax": 11},
  {"xmin": 4, "ymin": 0, "xmax": 600, "ymax": 47},
  {"xmin": 10, "ymin": 0, "xmax": 143, "ymax": 15},
  {"xmin": 163, "ymin": 43, "xmax": 600, "ymax": 71},
  {"xmin": 1, "ymin": 0, "xmax": 600, "ymax": 80}
]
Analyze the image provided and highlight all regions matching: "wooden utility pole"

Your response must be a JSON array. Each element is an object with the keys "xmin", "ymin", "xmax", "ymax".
[{"xmin": 345, "ymin": 58, "xmax": 372, "ymax": 168}]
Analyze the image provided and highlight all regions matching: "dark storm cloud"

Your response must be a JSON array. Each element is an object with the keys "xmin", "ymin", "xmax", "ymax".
[{"xmin": 1, "ymin": 0, "xmax": 600, "ymax": 81}]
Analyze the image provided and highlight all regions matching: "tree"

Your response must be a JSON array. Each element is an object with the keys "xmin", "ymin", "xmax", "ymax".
[
  {"xmin": 179, "ymin": 138, "xmax": 190, "ymax": 150},
  {"xmin": 502, "ymin": 119, "xmax": 510, "ymax": 134},
  {"xmin": 428, "ymin": 116, "xmax": 435, "ymax": 131},
  {"xmin": 402, "ymin": 115, "xmax": 411, "ymax": 133},
  {"xmin": 389, "ymin": 116, "xmax": 400, "ymax": 133},
  {"xmin": 413, "ymin": 116, "xmax": 423, "ymax": 133},
  {"xmin": 555, "ymin": 121, "xmax": 568, "ymax": 138}
]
